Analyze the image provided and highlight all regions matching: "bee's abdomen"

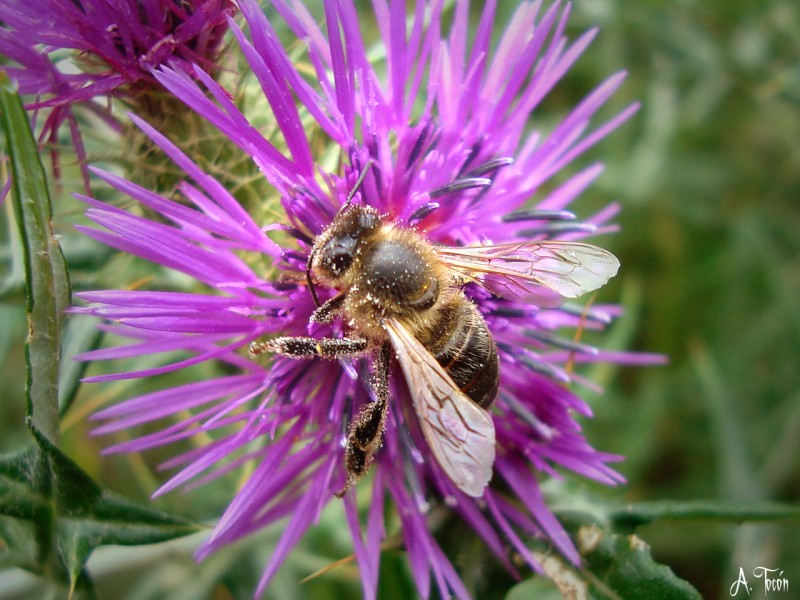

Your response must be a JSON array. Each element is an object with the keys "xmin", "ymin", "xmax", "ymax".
[{"xmin": 431, "ymin": 302, "xmax": 498, "ymax": 410}]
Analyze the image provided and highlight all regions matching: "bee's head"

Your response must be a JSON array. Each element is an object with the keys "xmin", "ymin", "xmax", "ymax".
[{"xmin": 311, "ymin": 204, "xmax": 381, "ymax": 283}]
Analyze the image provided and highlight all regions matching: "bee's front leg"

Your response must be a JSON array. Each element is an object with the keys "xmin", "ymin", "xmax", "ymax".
[
  {"xmin": 310, "ymin": 292, "xmax": 347, "ymax": 324},
  {"xmin": 250, "ymin": 336, "xmax": 368, "ymax": 359}
]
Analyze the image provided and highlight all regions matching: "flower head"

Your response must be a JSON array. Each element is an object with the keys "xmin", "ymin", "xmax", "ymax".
[
  {"xmin": 73, "ymin": 1, "xmax": 656, "ymax": 597},
  {"xmin": 0, "ymin": 0, "xmax": 236, "ymax": 187}
]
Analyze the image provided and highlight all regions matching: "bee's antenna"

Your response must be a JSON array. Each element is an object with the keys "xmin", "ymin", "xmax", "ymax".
[
  {"xmin": 343, "ymin": 159, "xmax": 374, "ymax": 209},
  {"xmin": 306, "ymin": 160, "xmax": 374, "ymax": 309},
  {"xmin": 306, "ymin": 250, "xmax": 321, "ymax": 308}
]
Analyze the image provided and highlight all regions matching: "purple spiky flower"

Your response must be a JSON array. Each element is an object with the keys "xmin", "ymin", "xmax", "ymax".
[
  {"xmin": 0, "ymin": 0, "xmax": 236, "ymax": 188},
  {"xmin": 72, "ymin": 1, "xmax": 661, "ymax": 597}
]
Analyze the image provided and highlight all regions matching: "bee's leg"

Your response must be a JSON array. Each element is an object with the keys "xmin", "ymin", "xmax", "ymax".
[
  {"xmin": 337, "ymin": 343, "xmax": 391, "ymax": 497},
  {"xmin": 310, "ymin": 292, "xmax": 347, "ymax": 324},
  {"xmin": 250, "ymin": 336, "xmax": 368, "ymax": 359}
]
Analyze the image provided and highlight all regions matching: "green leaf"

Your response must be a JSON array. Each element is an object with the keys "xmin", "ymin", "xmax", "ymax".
[
  {"xmin": 0, "ymin": 428, "xmax": 201, "ymax": 594},
  {"xmin": 573, "ymin": 524, "xmax": 702, "ymax": 600},
  {"xmin": 0, "ymin": 74, "xmax": 70, "ymax": 445}
]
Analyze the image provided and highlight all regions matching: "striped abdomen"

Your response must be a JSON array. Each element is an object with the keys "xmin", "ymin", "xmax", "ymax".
[{"xmin": 429, "ymin": 300, "xmax": 499, "ymax": 410}]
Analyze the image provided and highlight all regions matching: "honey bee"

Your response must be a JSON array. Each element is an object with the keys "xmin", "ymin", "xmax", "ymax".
[{"xmin": 250, "ymin": 166, "xmax": 620, "ymax": 498}]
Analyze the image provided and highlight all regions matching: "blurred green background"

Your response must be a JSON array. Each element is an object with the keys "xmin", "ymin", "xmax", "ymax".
[
  {"xmin": 570, "ymin": 0, "xmax": 800, "ymax": 598},
  {"xmin": 1, "ymin": 0, "xmax": 799, "ymax": 598}
]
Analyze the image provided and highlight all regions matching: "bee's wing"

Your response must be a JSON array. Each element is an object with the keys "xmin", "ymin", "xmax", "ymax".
[
  {"xmin": 438, "ymin": 240, "xmax": 620, "ymax": 307},
  {"xmin": 383, "ymin": 318, "xmax": 495, "ymax": 497}
]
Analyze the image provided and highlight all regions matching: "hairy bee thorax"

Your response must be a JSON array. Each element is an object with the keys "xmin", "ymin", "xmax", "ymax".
[{"xmin": 311, "ymin": 205, "xmax": 452, "ymax": 338}]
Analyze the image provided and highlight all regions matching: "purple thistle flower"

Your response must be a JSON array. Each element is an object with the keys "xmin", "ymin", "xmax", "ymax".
[
  {"xmin": 0, "ymin": 0, "xmax": 236, "ymax": 188},
  {"xmin": 72, "ymin": 1, "xmax": 663, "ymax": 597}
]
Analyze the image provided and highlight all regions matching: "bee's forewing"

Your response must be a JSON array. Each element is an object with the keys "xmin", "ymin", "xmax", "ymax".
[
  {"xmin": 439, "ymin": 240, "xmax": 620, "ymax": 306},
  {"xmin": 384, "ymin": 318, "xmax": 495, "ymax": 497}
]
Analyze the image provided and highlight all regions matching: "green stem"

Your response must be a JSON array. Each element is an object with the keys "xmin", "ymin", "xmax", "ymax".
[
  {"xmin": 0, "ymin": 74, "xmax": 70, "ymax": 445},
  {"xmin": 608, "ymin": 500, "xmax": 800, "ymax": 530}
]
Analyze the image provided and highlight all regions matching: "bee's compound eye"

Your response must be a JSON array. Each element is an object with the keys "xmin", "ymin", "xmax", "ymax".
[{"xmin": 321, "ymin": 236, "xmax": 356, "ymax": 276}]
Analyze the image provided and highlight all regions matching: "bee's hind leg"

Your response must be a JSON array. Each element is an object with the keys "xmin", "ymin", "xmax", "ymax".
[{"xmin": 337, "ymin": 343, "xmax": 391, "ymax": 497}]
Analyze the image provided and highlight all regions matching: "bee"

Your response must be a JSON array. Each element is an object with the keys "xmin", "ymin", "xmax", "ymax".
[{"xmin": 250, "ymin": 166, "xmax": 620, "ymax": 498}]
